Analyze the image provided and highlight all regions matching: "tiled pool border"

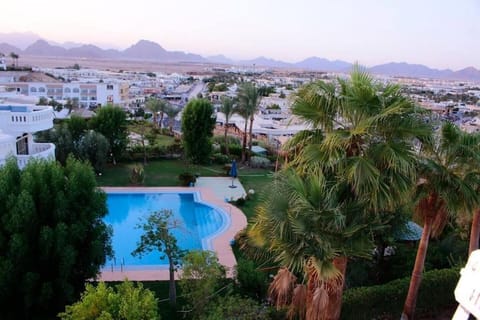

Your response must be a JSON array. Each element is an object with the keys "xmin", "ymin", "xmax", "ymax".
[{"xmin": 98, "ymin": 186, "xmax": 247, "ymax": 281}]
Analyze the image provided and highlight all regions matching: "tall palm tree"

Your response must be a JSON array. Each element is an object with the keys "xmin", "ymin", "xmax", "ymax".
[
  {"xmin": 9, "ymin": 52, "xmax": 19, "ymax": 68},
  {"xmin": 249, "ymin": 170, "xmax": 375, "ymax": 320},
  {"xmin": 164, "ymin": 104, "xmax": 181, "ymax": 134},
  {"xmin": 237, "ymin": 82, "xmax": 261, "ymax": 162},
  {"xmin": 146, "ymin": 97, "xmax": 168, "ymax": 128},
  {"xmin": 219, "ymin": 96, "xmax": 236, "ymax": 155},
  {"xmin": 271, "ymin": 67, "xmax": 432, "ymax": 319},
  {"xmin": 401, "ymin": 123, "xmax": 480, "ymax": 320}
]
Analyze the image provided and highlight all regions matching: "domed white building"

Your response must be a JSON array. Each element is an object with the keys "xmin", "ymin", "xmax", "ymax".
[{"xmin": 0, "ymin": 103, "xmax": 55, "ymax": 168}]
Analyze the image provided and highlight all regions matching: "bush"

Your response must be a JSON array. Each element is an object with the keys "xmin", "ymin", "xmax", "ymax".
[
  {"xmin": 235, "ymin": 258, "xmax": 269, "ymax": 299},
  {"xmin": 249, "ymin": 156, "xmax": 271, "ymax": 168},
  {"xmin": 212, "ymin": 153, "xmax": 230, "ymax": 165},
  {"xmin": 130, "ymin": 164, "xmax": 145, "ymax": 185},
  {"xmin": 341, "ymin": 268, "xmax": 460, "ymax": 319},
  {"xmin": 179, "ymin": 172, "xmax": 196, "ymax": 186},
  {"xmin": 222, "ymin": 144, "xmax": 242, "ymax": 157}
]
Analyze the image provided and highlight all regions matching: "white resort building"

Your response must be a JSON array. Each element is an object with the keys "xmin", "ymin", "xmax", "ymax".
[{"xmin": 0, "ymin": 103, "xmax": 55, "ymax": 168}]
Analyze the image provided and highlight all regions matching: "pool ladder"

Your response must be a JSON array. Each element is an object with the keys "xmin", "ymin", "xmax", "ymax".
[{"xmin": 110, "ymin": 257, "xmax": 126, "ymax": 272}]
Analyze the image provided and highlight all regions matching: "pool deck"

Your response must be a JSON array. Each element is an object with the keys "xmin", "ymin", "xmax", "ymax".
[{"xmin": 98, "ymin": 183, "xmax": 247, "ymax": 281}]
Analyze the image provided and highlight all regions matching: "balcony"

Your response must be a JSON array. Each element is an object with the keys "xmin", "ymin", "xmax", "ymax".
[
  {"xmin": 0, "ymin": 105, "xmax": 54, "ymax": 134},
  {"xmin": 16, "ymin": 142, "xmax": 56, "ymax": 169}
]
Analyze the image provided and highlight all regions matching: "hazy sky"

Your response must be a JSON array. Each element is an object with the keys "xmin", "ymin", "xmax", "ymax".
[{"xmin": 1, "ymin": 0, "xmax": 478, "ymax": 70}]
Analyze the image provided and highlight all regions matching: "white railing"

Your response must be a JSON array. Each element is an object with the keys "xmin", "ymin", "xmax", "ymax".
[
  {"xmin": 16, "ymin": 143, "xmax": 56, "ymax": 169},
  {"xmin": 0, "ymin": 107, "xmax": 54, "ymax": 134}
]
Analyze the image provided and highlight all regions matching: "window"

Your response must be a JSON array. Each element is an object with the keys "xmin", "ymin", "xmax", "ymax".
[
  {"xmin": 73, "ymin": 88, "xmax": 79, "ymax": 93},
  {"xmin": 30, "ymin": 87, "xmax": 37, "ymax": 92},
  {"xmin": 64, "ymin": 88, "xmax": 71, "ymax": 93},
  {"xmin": 39, "ymin": 87, "xmax": 46, "ymax": 93},
  {"xmin": 81, "ymin": 89, "xmax": 88, "ymax": 94},
  {"xmin": 107, "ymin": 85, "xmax": 114, "ymax": 90}
]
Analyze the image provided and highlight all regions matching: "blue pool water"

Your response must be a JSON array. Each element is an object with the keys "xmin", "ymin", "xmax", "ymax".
[{"xmin": 103, "ymin": 192, "xmax": 229, "ymax": 270}]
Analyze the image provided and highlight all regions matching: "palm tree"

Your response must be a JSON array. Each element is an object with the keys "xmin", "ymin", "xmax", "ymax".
[
  {"xmin": 401, "ymin": 123, "xmax": 480, "ymax": 320},
  {"xmin": 269, "ymin": 67, "xmax": 431, "ymax": 319},
  {"xmin": 9, "ymin": 52, "xmax": 19, "ymax": 68},
  {"xmin": 219, "ymin": 96, "xmax": 236, "ymax": 155},
  {"xmin": 164, "ymin": 104, "xmax": 181, "ymax": 134},
  {"xmin": 146, "ymin": 97, "xmax": 168, "ymax": 128},
  {"xmin": 249, "ymin": 170, "xmax": 375, "ymax": 320},
  {"xmin": 237, "ymin": 82, "xmax": 261, "ymax": 162}
]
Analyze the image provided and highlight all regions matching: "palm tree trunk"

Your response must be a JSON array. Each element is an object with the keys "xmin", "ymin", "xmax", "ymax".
[
  {"xmin": 159, "ymin": 112, "xmax": 164, "ymax": 129},
  {"xmin": 305, "ymin": 256, "xmax": 347, "ymax": 320},
  {"xmin": 224, "ymin": 120, "xmax": 230, "ymax": 155},
  {"xmin": 242, "ymin": 120, "xmax": 248, "ymax": 162},
  {"xmin": 248, "ymin": 115, "xmax": 254, "ymax": 153},
  {"xmin": 325, "ymin": 256, "xmax": 348, "ymax": 320},
  {"xmin": 168, "ymin": 259, "xmax": 177, "ymax": 306},
  {"xmin": 469, "ymin": 208, "xmax": 480, "ymax": 255},
  {"xmin": 401, "ymin": 217, "xmax": 433, "ymax": 320}
]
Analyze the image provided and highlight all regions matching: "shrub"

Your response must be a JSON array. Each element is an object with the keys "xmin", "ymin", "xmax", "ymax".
[
  {"xmin": 222, "ymin": 144, "xmax": 242, "ymax": 157},
  {"xmin": 341, "ymin": 268, "xmax": 460, "ymax": 319},
  {"xmin": 235, "ymin": 258, "xmax": 269, "ymax": 299},
  {"xmin": 249, "ymin": 156, "xmax": 271, "ymax": 168},
  {"xmin": 212, "ymin": 153, "xmax": 230, "ymax": 165},
  {"xmin": 130, "ymin": 164, "xmax": 145, "ymax": 185},
  {"xmin": 179, "ymin": 172, "xmax": 196, "ymax": 186}
]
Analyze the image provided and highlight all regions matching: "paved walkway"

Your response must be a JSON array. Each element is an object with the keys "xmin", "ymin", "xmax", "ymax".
[{"xmin": 195, "ymin": 177, "xmax": 247, "ymax": 201}]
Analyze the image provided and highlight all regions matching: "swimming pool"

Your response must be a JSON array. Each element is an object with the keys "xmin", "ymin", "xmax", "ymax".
[{"xmin": 103, "ymin": 192, "xmax": 230, "ymax": 270}]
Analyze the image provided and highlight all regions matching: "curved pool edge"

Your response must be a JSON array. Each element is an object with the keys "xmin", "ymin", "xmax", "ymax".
[{"xmin": 98, "ymin": 186, "xmax": 248, "ymax": 281}]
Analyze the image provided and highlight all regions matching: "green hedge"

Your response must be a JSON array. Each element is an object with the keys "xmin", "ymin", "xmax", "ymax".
[{"xmin": 341, "ymin": 268, "xmax": 460, "ymax": 319}]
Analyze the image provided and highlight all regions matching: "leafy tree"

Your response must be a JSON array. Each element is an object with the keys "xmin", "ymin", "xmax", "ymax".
[
  {"xmin": 38, "ymin": 96, "xmax": 49, "ymax": 106},
  {"xmin": 401, "ymin": 123, "xmax": 480, "ymax": 320},
  {"xmin": 180, "ymin": 250, "xmax": 225, "ymax": 319},
  {"xmin": 146, "ymin": 97, "xmax": 168, "ymax": 128},
  {"xmin": 237, "ymin": 82, "xmax": 261, "ymax": 162},
  {"xmin": 132, "ymin": 209, "xmax": 185, "ymax": 306},
  {"xmin": 181, "ymin": 99, "xmax": 216, "ymax": 164},
  {"xmin": 219, "ymin": 96, "xmax": 236, "ymax": 155},
  {"xmin": 90, "ymin": 105, "xmax": 128, "ymax": 165},
  {"xmin": 67, "ymin": 115, "xmax": 88, "ymax": 141},
  {"xmin": 76, "ymin": 130, "xmax": 109, "ymax": 173},
  {"xmin": 58, "ymin": 281, "xmax": 159, "ymax": 320},
  {"xmin": 50, "ymin": 122, "xmax": 74, "ymax": 165},
  {"xmin": 0, "ymin": 157, "xmax": 112, "ymax": 319}
]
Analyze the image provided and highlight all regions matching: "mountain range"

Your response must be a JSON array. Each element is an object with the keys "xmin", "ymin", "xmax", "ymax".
[{"xmin": 1, "ymin": 33, "xmax": 479, "ymax": 81}]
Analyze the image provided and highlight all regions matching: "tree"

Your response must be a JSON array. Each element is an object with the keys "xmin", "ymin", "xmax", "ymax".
[
  {"xmin": 401, "ymin": 123, "xmax": 480, "ymax": 320},
  {"xmin": 146, "ymin": 97, "xmax": 168, "ymax": 128},
  {"xmin": 9, "ymin": 52, "xmax": 18, "ymax": 68},
  {"xmin": 237, "ymin": 82, "xmax": 261, "ymax": 162},
  {"xmin": 180, "ymin": 250, "xmax": 225, "ymax": 319},
  {"xmin": 181, "ymin": 99, "xmax": 216, "ymax": 164},
  {"xmin": 48, "ymin": 122, "xmax": 74, "ymax": 165},
  {"xmin": 38, "ymin": 96, "xmax": 49, "ymax": 105},
  {"xmin": 0, "ymin": 157, "xmax": 112, "ymax": 319},
  {"xmin": 219, "ymin": 96, "xmax": 236, "ymax": 155},
  {"xmin": 249, "ymin": 170, "xmax": 375, "ymax": 320},
  {"xmin": 259, "ymin": 67, "xmax": 431, "ymax": 319},
  {"xmin": 59, "ymin": 281, "xmax": 159, "ymax": 320},
  {"xmin": 132, "ymin": 209, "xmax": 185, "ymax": 306},
  {"xmin": 67, "ymin": 114, "xmax": 88, "ymax": 141},
  {"xmin": 76, "ymin": 130, "xmax": 110, "ymax": 173},
  {"xmin": 164, "ymin": 104, "xmax": 181, "ymax": 134},
  {"xmin": 90, "ymin": 105, "xmax": 128, "ymax": 165}
]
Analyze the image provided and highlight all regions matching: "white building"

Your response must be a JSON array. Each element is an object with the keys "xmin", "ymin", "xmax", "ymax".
[
  {"xmin": 0, "ymin": 103, "xmax": 56, "ymax": 168},
  {"xmin": 0, "ymin": 56, "xmax": 6, "ymax": 71},
  {"xmin": 0, "ymin": 81, "xmax": 129, "ymax": 108}
]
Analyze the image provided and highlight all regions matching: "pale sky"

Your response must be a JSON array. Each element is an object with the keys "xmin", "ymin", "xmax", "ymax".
[{"xmin": 1, "ymin": 0, "xmax": 478, "ymax": 70}]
